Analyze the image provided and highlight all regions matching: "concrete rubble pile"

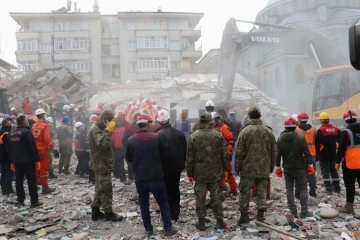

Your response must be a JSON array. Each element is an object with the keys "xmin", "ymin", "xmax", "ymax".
[
  {"xmin": 0, "ymin": 157, "xmax": 360, "ymax": 240},
  {"xmin": 7, "ymin": 67, "xmax": 89, "ymax": 109}
]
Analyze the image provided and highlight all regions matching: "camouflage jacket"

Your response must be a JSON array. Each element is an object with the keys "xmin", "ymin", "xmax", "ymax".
[
  {"xmin": 235, "ymin": 119, "xmax": 276, "ymax": 178},
  {"xmin": 88, "ymin": 122, "xmax": 113, "ymax": 174},
  {"xmin": 186, "ymin": 123, "xmax": 227, "ymax": 183},
  {"xmin": 56, "ymin": 124, "xmax": 73, "ymax": 146}
]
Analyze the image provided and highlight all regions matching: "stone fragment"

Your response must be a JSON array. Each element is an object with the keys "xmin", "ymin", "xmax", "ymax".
[{"xmin": 320, "ymin": 208, "xmax": 339, "ymax": 218}]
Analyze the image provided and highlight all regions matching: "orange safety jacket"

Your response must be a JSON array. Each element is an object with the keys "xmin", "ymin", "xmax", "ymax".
[
  {"xmin": 218, "ymin": 122, "xmax": 234, "ymax": 153},
  {"xmin": 296, "ymin": 126, "xmax": 316, "ymax": 156},
  {"xmin": 343, "ymin": 129, "xmax": 360, "ymax": 169},
  {"xmin": 0, "ymin": 132, "xmax": 8, "ymax": 144},
  {"xmin": 32, "ymin": 119, "xmax": 55, "ymax": 151}
]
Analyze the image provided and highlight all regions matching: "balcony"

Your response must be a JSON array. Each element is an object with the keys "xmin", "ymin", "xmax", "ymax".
[
  {"xmin": 16, "ymin": 31, "xmax": 39, "ymax": 39},
  {"xmin": 53, "ymin": 31, "xmax": 90, "ymax": 38},
  {"xmin": 16, "ymin": 52, "xmax": 40, "ymax": 62},
  {"xmin": 182, "ymin": 49, "xmax": 202, "ymax": 60},
  {"xmin": 181, "ymin": 30, "xmax": 201, "ymax": 41}
]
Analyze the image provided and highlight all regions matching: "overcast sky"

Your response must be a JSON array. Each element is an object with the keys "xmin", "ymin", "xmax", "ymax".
[{"xmin": 0, "ymin": 0, "xmax": 269, "ymax": 65}]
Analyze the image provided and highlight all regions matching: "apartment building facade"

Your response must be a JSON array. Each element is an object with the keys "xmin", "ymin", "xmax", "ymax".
[{"xmin": 11, "ymin": 9, "xmax": 203, "ymax": 83}]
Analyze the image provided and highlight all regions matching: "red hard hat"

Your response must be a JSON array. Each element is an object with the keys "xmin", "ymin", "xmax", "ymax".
[
  {"xmin": 284, "ymin": 116, "xmax": 298, "ymax": 127},
  {"xmin": 343, "ymin": 110, "xmax": 357, "ymax": 121},
  {"xmin": 297, "ymin": 112, "xmax": 309, "ymax": 122}
]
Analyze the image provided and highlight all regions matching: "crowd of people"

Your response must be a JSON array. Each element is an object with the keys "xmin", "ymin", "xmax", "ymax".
[{"xmin": 0, "ymin": 96, "xmax": 359, "ymax": 238}]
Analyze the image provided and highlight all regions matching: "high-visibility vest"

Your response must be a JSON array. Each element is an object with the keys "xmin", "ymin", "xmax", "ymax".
[
  {"xmin": 343, "ymin": 129, "xmax": 360, "ymax": 169},
  {"xmin": 296, "ymin": 126, "xmax": 316, "ymax": 156}
]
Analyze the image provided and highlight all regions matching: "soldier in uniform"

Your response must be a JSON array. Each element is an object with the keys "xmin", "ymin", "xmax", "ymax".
[
  {"xmin": 235, "ymin": 106, "xmax": 277, "ymax": 224},
  {"xmin": 56, "ymin": 116, "xmax": 73, "ymax": 174},
  {"xmin": 187, "ymin": 113, "xmax": 228, "ymax": 231},
  {"xmin": 88, "ymin": 109, "xmax": 123, "ymax": 222}
]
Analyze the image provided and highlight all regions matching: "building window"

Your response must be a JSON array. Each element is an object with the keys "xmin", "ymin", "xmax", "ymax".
[
  {"xmin": 55, "ymin": 60, "xmax": 90, "ymax": 73},
  {"xmin": 55, "ymin": 38, "xmax": 89, "ymax": 51},
  {"xmin": 112, "ymin": 64, "xmax": 120, "ymax": 76},
  {"xmin": 295, "ymin": 63, "xmax": 305, "ymax": 84},
  {"xmin": 110, "ymin": 44, "xmax": 119, "ymax": 55},
  {"xmin": 110, "ymin": 24, "xmax": 119, "ymax": 38},
  {"xmin": 137, "ymin": 36, "xmax": 168, "ymax": 48},
  {"xmin": 171, "ymin": 61, "xmax": 181, "ymax": 71},
  {"xmin": 18, "ymin": 23, "xmax": 30, "ymax": 32},
  {"xmin": 127, "ymin": 41, "xmax": 137, "ymax": 51},
  {"xmin": 102, "ymin": 64, "xmax": 111, "ymax": 77},
  {"xmin": 169, "ymin": 40, "xmax": 181, "ymax": 50},
  {"xmin": 17, "ymin": 39, "xmax": 37, "ymax": 52},
  {"xmin": 168, "ymin": 20, "xmax": 180, "ymax": 30},
  {"xmin": 102, "ymin": 45, "xmax": 110, "ymax": 56},
  {"xmin": 138, "ymin": 57, "xmax": 169, "ymax": 72},
  {"xmin": 127, "ymin": 20, "xmax": 136, "ymax": 30},
  {"xmin": 128, "ymin": 62, "xmax": 137, "ymax": 73},
  {"xmin": 39, "ymin": 43, "xmax": 51, "ymax": 53},
  {"xmin": 19, "ymin": 61, "xmax": 38, "ymax": 72},
  {"xmin": 151, "ymin": 20, "xmax": 161, "ymax": 29}
]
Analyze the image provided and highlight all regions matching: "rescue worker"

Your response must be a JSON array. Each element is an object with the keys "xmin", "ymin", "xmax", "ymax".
[
  {"xmin": 295, "ymin": 112, "xmax": 317, "ymax": 197},
  {"xmin": 21, "ymin": 96, "xmax": 32, "ymax": 115},
  {"xmin": 88, "ymin": 114, "xmax": 100, "ymax": 184},
  {"xmin": 110, "ymin": 118, "xmax": 126, "ymax": 182},
  {"xmin": 0, "ymin": 119, "xmax": 13, "ymax": 195},
  {"xmin": 110, "ymin": 102, "xmax": 117, "ymax": 115},
  {"xmin": 192, "ymin": 99, "xmax": 215, "ymax": 132},
  {"xmin": 32, "ymin": 108, "xmax": 56, "ymax": 194},
  {"xmin": 228, "ymin": 108, "xmax": 243, "ymax": 175},
  {"xmin": 88, "ymin": 109, "xmax": 123, "ymax": 222},
  {"xmin": 336, "ymin": 110, "xmax": 360, "ymax": 214},
  {"xmin": 212, "ymin": 112, "xmax": 238, "ymax": 196},
  {"xmin": 187, "ymin": 113, "xmax": 228, "ymax": 231},
  {"xmin": 156, "ymin": 109, "xmax": 187, "ymax": 222},
  {"xmin": 275, "ymin": 116, "xmax": 314, "ymax": 219},
  {"xmin": 75, "ymin": 104, "xmax": 88, "ymax": 125},
  {"xmin": 175, "ymin": 111, "xmax": 192, "ymax": 141},
  {"xmin": 242, "ymin": 107, "xmax": 251, "ymax": 126},
  {"xmin": 45, "ymin": 117, "xmax": 58, "ymax": 179},
  {"xmin": 92, "ymin": 102, "xmax": 104, "ymax": 116},
  {"xmin": 126, "ymin": 114, "xmax": 177, "ymax": 237},
  {"xmin": 8, "ymin": 115, "xmax": 43, "ymax": 208},
  {"xmin": 235, "ymin": 106, "xmax": 276, "ymax": 224},
  {"xmin": 315, "ymin": 112, "xmax": 341, "ymax": 194},
  {"xmin": 56, "ymin": 116, "xmax": 73, "ymax": 175},
  {"xmin": 10, "ymin": 107, "xmax": 18, "ymax": 117},
  {"xmin": 74, "ymin": 122, "xmax": 89, "ymax": 178}
]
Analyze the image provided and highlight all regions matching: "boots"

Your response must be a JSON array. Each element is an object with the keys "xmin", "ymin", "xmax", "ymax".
[
  {"xmin": 195, "ymin": 218, "xmax": 205, "ymax": 231},
  {"xmin": 238, "ymin": 212, "xmax": 250, "ymax": 225},
  {"xmin": 339, "ymin": 202, "xmax": 355, "ymax": 214},
  {"xmin": 104, "ymin": 212, "xmax": 124, "ymax": 222},
  {"xmin": 215, "ymin": 219, "xmax": 226, "ymax": 229},
  {"xmin": 256, "ymin": 210, "xmax": 265, "ymax": 222},
  {"xmin": 91, "ymin": 206, "xmax": 105, "ymax": 221},
  {"xmin": 42, "ymin": 186, "xmax": 56, "ymax": 194}
]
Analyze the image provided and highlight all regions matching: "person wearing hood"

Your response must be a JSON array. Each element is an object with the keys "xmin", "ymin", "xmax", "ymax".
[
  {"xmin": 156, "ymin": 109, "xmax": 187, "ymax": 222},
  {"xmin": 275, "ymin": 116, "xmax": 314, "ymax": 219},
  {"xmin": 336, "ymin": 110, "xmax": 360, "ymax": 214},
  {"xmin": 295, "ymin": 112, "xmax": 317, "ymax": 198}
]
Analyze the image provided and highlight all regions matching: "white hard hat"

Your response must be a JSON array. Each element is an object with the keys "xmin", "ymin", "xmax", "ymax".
[
  {"xmin": 69, "ymin": 104, "xmax": 75, "ymax": 108},
  {"xmin": 157, "ymin": 109, "xmax": 170, "ymax": 123},
  {"xmin": 11, "ymin": 107, "xmax": 16, "ymax": 111},
  {"xmin": 63, "ymin": 105, "xmax": 70, "ymax": 111},
  {"xmin": 74, "ymin": 122, "xmax": 84, "ymax": 128},
  {"xmin": 35, "ymin": 108, "xmax": 46, "ymax": 116},
  {"xmin": 45, "ymin": 117, "xmax": 53, "ymax": 123},
  {"xmin": 38, "ymin": 100, "xmax": 44, "ymax": 104},
  {"xmin": 205, "ymin": 100, "xmax": 215, "ymax": 107}
]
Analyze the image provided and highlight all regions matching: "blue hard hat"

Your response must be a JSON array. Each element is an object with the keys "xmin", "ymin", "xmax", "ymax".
[{"xmin": 62, "ymin": 116, "xmax": 70, "ymax": 123}]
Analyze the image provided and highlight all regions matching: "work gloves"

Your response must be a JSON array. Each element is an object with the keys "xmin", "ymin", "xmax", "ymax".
[
  {"xmin": 307, "ymin": 164, "xmax": 315, "ymax": 176},
  {"xmin": 275, "ymin": 167, "xmax": 283, "ymax": 178},
  {"xmin": 222, "ymin": 172, "xmax": 228, "ymax": 182},
  {"xmin": 335, "ymin": 163, "xmax": 341, "ymax": 171},
  {"xmin": 188, "ymin": 177, "xmax": 194, "ymax": 185}
]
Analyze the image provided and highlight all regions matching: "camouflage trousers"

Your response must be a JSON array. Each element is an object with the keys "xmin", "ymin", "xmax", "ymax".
[
  {"xmin": 92, "ymin": 173, "xmax": 113, "ymax": 213},
  {"xmin": 58, "ymin": 144, "xmax": 72, "ymax": 172},
  {"xmin": 239, "ymin": 177, "xmax": 267, "ymax": 212},
  {"xmin": 194, "ymin": 182, "xmax": 223, "ymax": 220}
]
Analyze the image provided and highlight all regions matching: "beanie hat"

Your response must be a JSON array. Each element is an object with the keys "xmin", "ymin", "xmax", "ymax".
[{"xmin": 100, "ymin": 109, "xmax": 114, "ymax": 121}]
